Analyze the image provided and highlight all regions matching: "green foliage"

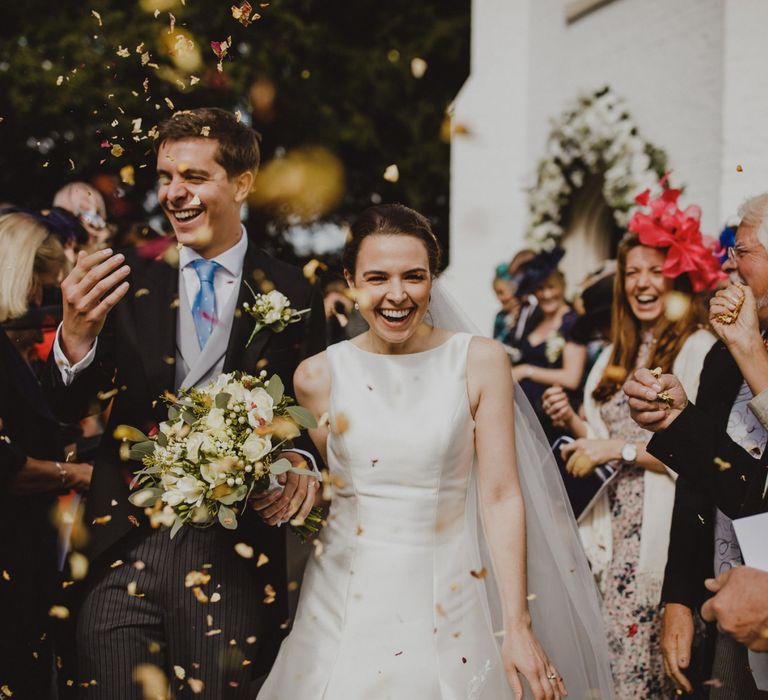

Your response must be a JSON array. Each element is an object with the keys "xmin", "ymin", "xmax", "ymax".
[{"xmin": 0, "ymin": 0, "xmax": 469, "ymax": 260}]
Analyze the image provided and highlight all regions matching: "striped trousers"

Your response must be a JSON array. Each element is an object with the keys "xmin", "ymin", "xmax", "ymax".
[{"xmin": 76, "ymin": 527, "xmax": 274, "ymax": 699}]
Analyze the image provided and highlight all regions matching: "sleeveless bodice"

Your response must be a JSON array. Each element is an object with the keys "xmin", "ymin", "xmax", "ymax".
[{"xmin": 258, "ymin": 333, "xmax": 515, "ymax": 699}]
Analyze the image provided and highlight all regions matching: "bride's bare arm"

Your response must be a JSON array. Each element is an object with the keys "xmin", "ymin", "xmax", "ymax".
[
  {"xmin": 294, "ymin": 352, "xmax": 331, "ymax": 466},
  {"xmin": 468, "ymin": 337, "xmax": 565, "ymax": 700}
]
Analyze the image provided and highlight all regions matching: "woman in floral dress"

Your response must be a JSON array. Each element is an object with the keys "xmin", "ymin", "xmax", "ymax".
[{"xmin": 542, "ymin": 184, "xmax": 722, "ymax": 698}]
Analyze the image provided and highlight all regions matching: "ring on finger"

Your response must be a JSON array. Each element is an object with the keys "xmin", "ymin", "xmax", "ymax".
[{"xmin": 547, "ymin": 672, "xmax": 557, "ymax": 680}]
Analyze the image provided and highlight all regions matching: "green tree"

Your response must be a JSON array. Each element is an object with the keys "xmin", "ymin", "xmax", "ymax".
[{"xmin": 0, "ymin": 0, "xmax": 469, "ymax": 262}]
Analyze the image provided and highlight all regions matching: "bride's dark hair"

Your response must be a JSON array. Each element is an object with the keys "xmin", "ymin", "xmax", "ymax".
[{"xmin": 343, "ymin": 203, "xmax": 442, "ymax": 276}]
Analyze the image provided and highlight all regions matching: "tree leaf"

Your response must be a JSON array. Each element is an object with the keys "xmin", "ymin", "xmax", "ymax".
[
  {"xmin": 215, "ymin": 392, "xmax": 231, "ymax": 409},
  {"xmin": 286, "ymin": 405, "xmax": 317, "ymax": 429},
  {"xmin": 217, "ymin": 504, "xmax": 238, "ymax": 529},
  {"xmin": 266, "ymin": 374, "xmax": 284, "ymax": 403}
]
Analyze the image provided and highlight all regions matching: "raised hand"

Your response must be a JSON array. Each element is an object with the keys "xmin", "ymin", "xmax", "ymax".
[
  {"xmin": 60, "ymin": 248, "xmax": 131, "ymax": 364},
  {"xmin": 660, "ymin": 602, "xmax": 695, "ymax": 695},
  {"xmin": 710, "ymin": 284, "xmax": 761, "ymax": 351},
  {"xmin": 624, "ymin": 368, "xmax": 688, "ymax": 432},
  {"xmin": 502, "ymin": 625, "xmax": 567, "ymax": 699}
]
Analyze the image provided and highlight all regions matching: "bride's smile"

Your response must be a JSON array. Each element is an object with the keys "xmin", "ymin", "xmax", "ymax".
[{"xmin": 345, "ymin": 233, "xmax": 435, "ymax": 353}]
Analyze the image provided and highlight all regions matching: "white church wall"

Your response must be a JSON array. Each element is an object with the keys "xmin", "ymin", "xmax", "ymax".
[{"xmin": 449, "ymin": 0, "xmax": 764, "ymax": 332}]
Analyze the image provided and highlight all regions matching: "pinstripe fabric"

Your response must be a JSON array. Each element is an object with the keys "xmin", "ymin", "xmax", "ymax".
[
  {"xmin": 77, "ymin": 528, "xmax": 269, "ymax": 699},
  {"xmin": 710, "ymin": 633, "xmax": 768, "ymax": 699}
]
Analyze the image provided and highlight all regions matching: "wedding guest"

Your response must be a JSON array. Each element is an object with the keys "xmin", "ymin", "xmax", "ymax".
[
  {"xmin": 625, "ymin": 193, "xmax": 768, "ymax": 698},
  {"xmin": 492, "ymin": 248, "xmax": 537, "ymax": 356},
  {"xmin": 53, "ymin": 181, "xmax": 111, "ymax": 252},
  {"xmin": 510, "ymin": 247, "xmax": 586, "ymax": 441},
  {"xmin": 702, "ymin": 567, "xmax": 768, "ymax": 653},
  {"xmin": 0, "ymin": 212, "xmax": 92, "ymax": 699},
  {"xmin": 550, "ymin": 183, "xmax": 720, "ymax": 698},
  {"xmin": 541, "ymin": 262, "xmax": 615, "ymax": 430}
]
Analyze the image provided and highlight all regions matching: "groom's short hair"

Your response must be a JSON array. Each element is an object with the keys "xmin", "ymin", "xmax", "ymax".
[{"xmin": 156, "ymin": 107, "xmax": 261, "ymax": 177}]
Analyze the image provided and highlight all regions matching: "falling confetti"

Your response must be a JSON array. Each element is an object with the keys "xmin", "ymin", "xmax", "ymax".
[
  {"xmin": 256, "ymin": 553, "xmax": 269, "ymax": 567},
  {"xmin": 185, "ymin": 570, "xmax": 211, "ymax": 587},
  {"xmin": 111, "ymin": 144, "xmax": 125, "ymax": 158},
  {"xmin": 49, "ymin": 605, "xmax": 70, "ymax": 619},
  {"xmin": 188, "ymin": 678, "xmax": 204, "ymax": 693},
  {"xmin": 410, "ymin": 57, "xmax": 428, "ymax": 78},
  {"xmin": 714, "ymin": 457, "xmax": 732, "ymax": 471},
  {"xmin": 469, "ymin": 568, "xmax": 487, "ymax": 579},
  {"xmin": 383, "ymin": 164, "xmax": 400, "ymax": 182},
  {"xmin": 91, "ymin": 10, "xmax": 103, "ymax": 26},
  {"xmin": 736, "ymin": 164, "xmax": 743, "ymax": 172},
  {"xmin": 234, "ymin": 542, "xmax": 254, "ymax": 559},
  {"xmin": 173, "ymin": 665, "xmax": 185, "ymax": 680},
  {"xmin": 664, "ymin": 291, "xmax": 691, "ymax": 322}
]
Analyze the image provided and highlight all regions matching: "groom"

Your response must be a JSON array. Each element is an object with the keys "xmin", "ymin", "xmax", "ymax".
[{"xmin": 44, "ymin": 108, "xmax": 325, "ymax": 697}]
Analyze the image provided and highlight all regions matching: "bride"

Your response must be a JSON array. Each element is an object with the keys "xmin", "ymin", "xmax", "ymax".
[{"xmin": 258, "ymin": 204, "xmax": 613, "ymax": 699}]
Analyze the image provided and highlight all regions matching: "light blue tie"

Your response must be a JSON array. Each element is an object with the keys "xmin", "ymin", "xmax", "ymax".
[{"xmin": 190, "ymin": 258, "xmax": 220, "ymax": 349}]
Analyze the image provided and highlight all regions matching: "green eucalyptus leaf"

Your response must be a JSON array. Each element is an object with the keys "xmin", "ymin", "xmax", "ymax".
[
  {"xmin": 155, "ymin": 431, "xmax": 168, "ymax": 448},
  {"xmin": 266, "ymin": 374, "xmax": 284, "ymax": 403},
  {"xmin": 218, "ymin": 504, "xmax": 238, "ymax": 530},
  {"xmin": 169, "ymin": 516, "xmax": 184, "ymax": 539},
  {"xmin": 286, "ymin": 405, "xmax": 317, "ymax": 429},
  {"xmin": 269, "ymin": 458, "xmax": 292, "ymax": 475},
  {"xmin": 181, "ymin": 409, "xmax": 197, "ymax": 426},
  {"xmin": 217, "ymin": 484, "xmax": 248, "ymax": 506},
  {"xmin": 215, "ymin": 392, "xmax": 231, "ymax": 409},
  {"xmin": 128, "ymin": 487, "xmax": 163, "ymax": 507},
  {"xmin": 167, "ymin": 406, "xmax": 180, "ymax": 422}
]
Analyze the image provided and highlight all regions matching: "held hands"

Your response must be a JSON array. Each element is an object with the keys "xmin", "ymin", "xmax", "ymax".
[
  {"xmin": 250, "ymin": 451, "xmax": 319, "ymax": 526},
  {"xmin": 623, "ymin": 368, "xmax": 688, "ymax": 432},
  {"xmin": 541, "ymin": 386, "xmax": 574, "ymax": 427},
  {"xmin": 701, "ymin": 567, "xmax": 768, "ymax": 652},
  {"xmin": 710, "ymin": 284, "xmax": 761, "ymax": 352},
  {"xmin": 559, "ymin": 438, "xmax": 621, "ymax": 478},
  {"xmin": 660, "ymin": 603, "xmax": 695, "ymax": 695},
  {"xmin": 502, "ymin": 623, "xmax": 567, "ymax": 699},
  {"xmin": 60, "ymin": 248, "xmax": 131, "ymax": 364}
]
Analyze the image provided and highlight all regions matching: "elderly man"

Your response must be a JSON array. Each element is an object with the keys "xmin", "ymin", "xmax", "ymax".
[{"xmin": 625, "ymin": 193, "xmax": 768, "ymax": 698}]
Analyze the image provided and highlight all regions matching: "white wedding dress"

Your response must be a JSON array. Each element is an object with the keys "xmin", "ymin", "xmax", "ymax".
[{"xmin": 258, "ymin": 330, "xmax": 614, "ymax": 699}]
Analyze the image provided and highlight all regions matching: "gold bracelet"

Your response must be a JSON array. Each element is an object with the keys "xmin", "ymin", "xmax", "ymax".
[{"xmin": 54, "ymin": 461, "xmax": 69, "ymax": 487}]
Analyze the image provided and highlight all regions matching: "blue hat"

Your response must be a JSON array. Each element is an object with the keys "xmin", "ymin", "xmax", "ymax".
[{"xmin": 516, "ymin": 247, "xmax": 566, "ymax": 298}]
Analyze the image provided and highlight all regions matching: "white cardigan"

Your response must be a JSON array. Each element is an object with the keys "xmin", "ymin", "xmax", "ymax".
[{"xmin": 578, "ymin": 328, "xmax": 716, "ymax": 603}]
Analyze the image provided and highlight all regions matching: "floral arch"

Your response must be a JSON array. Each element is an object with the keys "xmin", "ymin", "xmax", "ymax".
[{"xmin": 527, "ymin": 86, "xmax": 669, "ymax": 251}]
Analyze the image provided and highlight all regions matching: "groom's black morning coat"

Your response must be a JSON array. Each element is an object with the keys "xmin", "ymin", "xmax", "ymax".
[{"xmin": 44, "ymin": 238, "xmax": 325, "ymax": 665}]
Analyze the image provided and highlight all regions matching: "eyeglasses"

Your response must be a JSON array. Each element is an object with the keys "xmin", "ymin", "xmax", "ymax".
[{"xmin": 727, "ymin": 246, "xmax": 748, "ymax": 262}]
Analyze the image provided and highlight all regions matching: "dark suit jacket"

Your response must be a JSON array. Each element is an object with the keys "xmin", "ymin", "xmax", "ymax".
[
  {"xmin": 0, "ymin": 327, "xmax": 64, "ymax": 640},
  {"xmin": 648, "ymin": 342, "xmax": 768, "ymax": 610},
  {"xmin": 43, "ymin": 239, "xmax": 325, "ymax": 656}
]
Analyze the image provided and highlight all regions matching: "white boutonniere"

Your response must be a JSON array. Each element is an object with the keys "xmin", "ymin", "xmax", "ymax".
[
  {"xmin": 544, "ymin": 331, "xmax": 566, "ymax": 365},
  {"xmin": 242, "ymin": 283, "xmax": 310, "ymax": 347}
]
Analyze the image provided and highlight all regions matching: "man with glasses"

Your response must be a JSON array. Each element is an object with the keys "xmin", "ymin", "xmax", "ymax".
[{"xmin": 625, "ymin": 193, "xmax": 768, "ymax": 698}]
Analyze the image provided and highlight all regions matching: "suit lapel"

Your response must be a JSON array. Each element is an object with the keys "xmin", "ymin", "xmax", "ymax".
[
  {"xmin": 223, "ymin": 243, "xmax": 273, "ymax": 374},
  {"xmin": 134, "ymin": 258, "xmax": 179, "ymax": 397}
]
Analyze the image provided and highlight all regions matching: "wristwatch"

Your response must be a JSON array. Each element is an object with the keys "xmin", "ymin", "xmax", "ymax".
[{"xmin": 621, "ymin": 442, "xmax": 637, "ymax": 464}]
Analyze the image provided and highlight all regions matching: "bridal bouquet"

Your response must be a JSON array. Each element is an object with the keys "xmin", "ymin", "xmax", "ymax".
[{"xmin": 122, "ymin": 370, "xmax": 322, "ymax": 539}]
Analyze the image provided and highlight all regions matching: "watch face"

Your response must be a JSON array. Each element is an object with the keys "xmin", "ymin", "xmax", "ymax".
[{"xmin": 622, "ymin": 444, "xmax": 637, "ymax": 462}]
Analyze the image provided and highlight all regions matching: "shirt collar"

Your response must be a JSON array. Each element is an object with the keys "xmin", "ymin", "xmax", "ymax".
[{"xmin": 179, "ymin": 224, "xmax": 248, "ymax": 276}]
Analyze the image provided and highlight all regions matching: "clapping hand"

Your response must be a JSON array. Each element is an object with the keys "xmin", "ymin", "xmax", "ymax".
[
  {"xmin": 60, "ymin": 248, "xmax": 131, "ymax": 363},
  {"xmin": 541, "ymin": 386, "xmax": 574, "ymax": 427},
  {"xmin": 560, "ymin": 438, "xmax": 620, "ymax": 477},
  {"xmin": 250, "ymin": 451, "xmax": 319, "ymax": 526},
  {"xmin": 710, "ymin": 284, "xmax": 761, "ymax": 351},
  {"xmin": 502, "ymin": 624, "xmax": 567, "ymax": 699},
  {"xmin": 623, "ymin": 368, "xmax": 688, "ymax": 432}
]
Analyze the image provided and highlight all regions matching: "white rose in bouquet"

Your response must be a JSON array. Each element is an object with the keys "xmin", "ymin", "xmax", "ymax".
[
  {"xmin": 242, "ymin": 432, "xmax": 272, "ymax": 463},
  {"xmin": 162, "ymin": 473, "xmax": 206, "ymax": 507},
  {"xmin": 246, "ymin": 387, "xmax": 274, "ymax": 427},
  {"xmin": 205, "ymin": 407, "xmax": 226, "ymax": 430},
  {"xmin": 186, "ymin": 431, "xmax": 213, "ymax": 463}
]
